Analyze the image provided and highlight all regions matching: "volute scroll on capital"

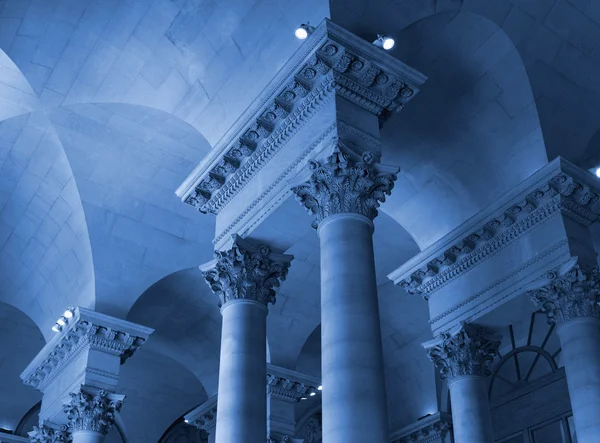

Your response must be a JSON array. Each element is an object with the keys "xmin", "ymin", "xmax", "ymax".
[
  {"xmin": 424, "ymin": 322, "xmax": 501, "ymax": 380},
  {"xmin": 202, "ymin": 235, "xmax": 293, "ymax": 307},
  {"xmin": 527, "ymin": 257, "xmax": 600, "ymax": 324},
  {"xmin": 291, "ymin": 140, "xmax": 399, "ymax": 228},
  {"xmin": 63, "ymin": 388, "xmax": 123, "ymax": 435}
]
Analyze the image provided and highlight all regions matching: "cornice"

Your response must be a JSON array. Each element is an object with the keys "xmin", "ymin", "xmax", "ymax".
[
  {"xmin": 21, "ymin": 308, "xmax": 153, "ymax": 391},
  {"xmin": 390, "ymin": 412, "xmax": 452, "ymax": 443},
  {"xmin": 267, "ymin": 363, "xmax": 321, "ymax": 402},
  {"xmin": 388, "ymin": 157, "xmax": 600, "ymax": 299},
  {"xmin": 185, "ymin": 395, "xmax": 217, "ymax": 432},
  {"xmin": 176, "ymin": 19, "xmax": 425, "ymax": 215}
]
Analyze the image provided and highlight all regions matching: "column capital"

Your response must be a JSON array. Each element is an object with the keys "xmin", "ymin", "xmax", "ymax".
[
  {"xmin": 28, "ymin": 424, "xmax": 71, "ymax": 443},
  {"xmin": 64, "ymin": 388, "xmax": 124, "ymax": 435},
  {"xmin": 291, "ymin": 141, "xmax": 399, "ymax": 228},
  {"xmin": 528, "ymin": 257, "xmax": 600, "ymax": 324},
  {"xmin": 202, "ymin": 235, "xmax": 293, "ymax": 307},
  {"xmin": 424, "ymin": 323, "xmax": 501, "ymax": 380}
]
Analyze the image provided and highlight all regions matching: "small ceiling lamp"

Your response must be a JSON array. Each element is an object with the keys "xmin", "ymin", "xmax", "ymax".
[
  {"xmin": 309, "ymin": 391, "xmax": 316, "ymax": 397},
  {"xmin": 63, "ymin": 307, "xmax": 74, "ymax": 319},
  {"xmin": 317, "ymin": 385, "xmax": 323, "ymax": 391},
  {"xmin": 373, "ymin": 35, "xmax": 395, "ymax": 50},
  {"xmin": 295, "ymin": 23, "xmax": 315, "ymax": 40},
  {"xmin": 51, "ymin": 324, "xmax": 61, "ymax": 333},
  {"xmin": 595, "ymin": 167, "xmax": 600, "ymax": 178},
  {"xmin": 300, "ymin": 396, "xmax": 307, "ymax": 401}
]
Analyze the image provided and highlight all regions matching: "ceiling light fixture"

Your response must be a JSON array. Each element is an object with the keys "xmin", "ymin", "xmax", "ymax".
[
  {"xmin": 373, "ymin": 35, "xmax": 395, "ymax": 50},
  {"xmin": 52, "ymin": 307, "xmax": 76, "ymax": 332},
  {"xmin": 317, "ymin": 385, "xmax": 322, "ymax": 391},
  {"xmin": 596, "ymin": 167, "xmax": 600, "ymax": 178},
  {"xmin": 300, "ymin": 396, "xmax": 307, "ymax": 401},
  {"xmin": 309, "ymin": 391, "xmax": 316, "ymax": 397},
  {"xmin": 51, "ymin": 324, "xmax": 61, "ymax": 333},
  {"xmin": 63, "ymin": 307, "xmax": 74, "ymax": 319},
  {"xmin": 295, "ymin": 23, "xmax": 315, "ymax": 40},
  {"xmin": 57, "ymin": 317, "xmax": 66, "ymax": 326}
]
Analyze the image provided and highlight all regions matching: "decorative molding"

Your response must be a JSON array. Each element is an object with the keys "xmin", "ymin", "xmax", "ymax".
[
  {"xmin": 21, "ymin": 308, "xmax": 153, "ymax": 391},
  {"xmin": 301, "ymin": 413, "xmax": 322, "ymax": 443},
  {"xmin": 64, "ymin": 388, "xmax": 124, "ymax": 435},
  {"xmin": 291, "ymin": 142, "xmax": 399, "ymax": 228},
  {"xmin": 429, "ymin": 239, "xmax": 568, "ymax": 326},
  {"xmin": 528, "ymin": 257, "xmax": 600, "ymax": 324},
  {"xmin": 424, "ymin": 322, "xmax": 501, "ymax": 380},
  {"xmin": 28, "ymin": 424, "xmax": 71, "ymax": 443},
  {"xmin": 176, "ymin": 19, "xmax": 425, "ymax": 215},
  {"xmin": 202, "ymin": 235, "xmax": 293, "ymax": 307},
  {"xmin": 185, "ymin": 395, "xmax": 218, "ymax": 433},
  {"xmin": 267, "ymin": 375, "xmax": 313, "ymax": 402},
  {"xmin": 391, "ymin": 413, "xmax": 452, "ymax": 443},
  {"xmin": 389, "ymin": 157, "xmax": 600, "ymax": 299},
  {"xmin": 212, "ymin": 123, "xmax": 338, "ymax": 247}
]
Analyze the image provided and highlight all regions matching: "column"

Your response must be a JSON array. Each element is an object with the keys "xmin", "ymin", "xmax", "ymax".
[
  {"xmin": 528, "ymin": 260, "xmax": 600, "ymax": 443},
  {"xmin": 292, "ymin": 146, "xmax": 398, "ymax": 443},
  {"xmin": 202, "ymin": 235, "xmax": 293, "ymax": 443},
  {"xmin": 64, "ymin": 389, "xmax": 124, "ymax": 443},
  {"xmin": 424, "ymin": 323, "xmax": 500, "ymax": 443}
]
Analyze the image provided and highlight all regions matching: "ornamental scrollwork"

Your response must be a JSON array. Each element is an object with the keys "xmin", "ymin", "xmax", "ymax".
[
  {"xmin": 203, "ymin": 235, "xmax": 293, "ymax": 307},
  {"xmin": 291, "ymin": 142, "xmax": 398, "ymax": 228},
  {"xmin": 425, "ymin": 323, "xmax": 501, "ymax": 380},
  {"xmin": 64, "ymin": 389, "xmax": 123, "ymax": 435},
  {"xmin": 28, "ymin": 424, "xmax": 71, "ymax": 443},
  {"xmin": 528, "ymin": 259, "xmax": 600, "ymax": 324}
]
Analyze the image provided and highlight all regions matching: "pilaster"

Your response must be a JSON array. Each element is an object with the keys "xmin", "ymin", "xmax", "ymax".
[{"xmin": 20, "ymin": 307, "xmax": 153, "ymax": 428}]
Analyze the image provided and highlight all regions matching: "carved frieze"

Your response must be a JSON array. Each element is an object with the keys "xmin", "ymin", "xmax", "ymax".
[
  {"xmin": 28, "ymin": 424, "xmax": 71, "ymax": 443},
  {"xmin": 390, "ymin": 164, "xmax": 600, "ymax": 299},
  {"xmin": 392, "ymin": 419, "xmax": 451, "ymax": 443},
  {"xmin": 424, "ymin": 323, "xmax": 501, "ymax": 380},
  {"xmin": 202, "ymin": 235, "xmax": 293, "ymax": 307},
  {"xmin": 528, "ymin": 258, "xmax": 600, "ymax": 324},
  {"xmin": 21, "ymin": 308, "xmax": 153, "ymax": 391},
  {"xmin": 177, "ymin": 19, "xmax": 425, "ymax": 215},
  {"xmin": 267, "ymin": 374, "xmax": 315, "ymax": 402},
  {"xmin": 190, "ymin": 405, "xmax": 217, "ymax": 432},
  {"xmin": 291, "ymin": 142, "xmax": 399, "ymax": 228},
  {"xmin": 64, "ymin": 389, "xmax": 123, "ymax": 435}
]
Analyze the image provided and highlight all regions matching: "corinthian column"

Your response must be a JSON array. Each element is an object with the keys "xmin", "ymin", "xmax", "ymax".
[
  {"xmin": 292, "ymin": 144, "xmax": 398, "ymax": 443},
  {"xmin": 528, "ymin": 259, "xmax": 600, "ymax": 443},
  {"xmin": 424, "ymin": 323, "xmax": 500, "ymax": 443},
  {"xmin": 64, "ymin": 389, "xmax": 124, "ymax": 443},
  {"xmin": 202, "ymin": 235, "xmax": 293, "ymax": 443}
]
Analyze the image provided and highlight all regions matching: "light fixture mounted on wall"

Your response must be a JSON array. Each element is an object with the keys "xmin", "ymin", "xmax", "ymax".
[
  {"xmin": 295, "ymin": 23, "xmax": 315, "ymax": 40},
  {"xmin": 373, "ymin": 34, "xmax": 395, "ymax": 50},
  {"xmin": 51, "ymin": 307, "xmax": 75, "ymax": 333}
]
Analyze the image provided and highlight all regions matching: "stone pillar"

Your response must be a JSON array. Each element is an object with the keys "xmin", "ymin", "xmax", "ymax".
[
  {"xmin": 63, "ymin": 389, "xmax": 124, "ymax": 443},
  {"xmin": 202, "ymin": 235, "xmax": 293, "ymax": 443},
  {"xmin": 528, "ymin": 259, "xmax": 600, "ymax": 443},
  {"xmin": 424, "ymin": 323, "xmax": 500, "ymax": 443},
  {"xmin": 292, "ymin": 145, "xmax": 398, "ymax": 443}
]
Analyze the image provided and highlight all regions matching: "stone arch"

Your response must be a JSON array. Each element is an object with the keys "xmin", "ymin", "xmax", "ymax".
[
  {"xmin": 379, "ymin": 10, "xmax": 547, "ymax": 249},
  {"xmin": 126, "ymin": 268, "xmax": 221, "ymax": 396}
]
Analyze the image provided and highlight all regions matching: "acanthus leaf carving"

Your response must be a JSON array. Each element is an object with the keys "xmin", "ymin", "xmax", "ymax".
[
  {"xmin": 28, "ymin": 424, "xmax": 71, "ymax": 443},
  {"xmin": 64, "ymin": 389, "xmax": 123, "ymax": 435},
  {"xmin": 425, "ymin": 323, "xmax": 501, "ymax": 380},
  {"xmin": 528, "ymin": 259, "xmax": 600, "ymax": 324},
  {"xmin": 203, "ymin": 235, "xmax": 293, "ymax": 307},
  {"xmin": 291, "ymin": 141, "xmax": 398, "ymax": 228}
]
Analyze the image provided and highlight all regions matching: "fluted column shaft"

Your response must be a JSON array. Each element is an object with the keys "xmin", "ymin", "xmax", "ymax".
[
  {"xmin": 203, "ymin": 235, "xmax": 293, "ymax": 443},
  {"xmin": 293, "ymin": 146, "xmax": 398, "ymax": 443},
  {"xmin": 529, "ymin": 261, "xmax": 600, "ymax": 443},
  {"xmin": 425, "ymin": 323, "xmax": 500, "ymax": 443},
  {"xmin": 318, "ymin": 213, "xmax": 389, "ymax": 442},
  {"xmin": 216, "ymin": 299, "xmax": 267, "ymax": 442}
]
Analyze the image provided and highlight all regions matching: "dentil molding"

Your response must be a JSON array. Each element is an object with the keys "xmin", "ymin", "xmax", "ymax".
[
  {"xmin": 390, "ymin": 412, "xmax": 452, "ymax": 443},
  {"xmin": 21, "ymin": 308, "xmax": 153, "ymax": 391},
  {"xmin": 185, "ymin": 395, "xmax": 217, "ymax": 432},
  {"xmin": 388, "ymin": 157, "xmax": 600, "ymax": 299},
  {"xmin": 266, "ymin": 363, "xmax": 321, "ymax": 402},
  {"xmin": 176, "ymin": 18, "xmax": 425, "ymax": 216}
]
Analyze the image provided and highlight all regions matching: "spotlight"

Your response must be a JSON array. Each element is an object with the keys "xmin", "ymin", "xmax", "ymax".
[
  {"xmin": 300, "ymin": 397, "xmax": 307, "ymax": 401},
  {"xmin": 184, "ymin": 419, "xmax": 189, "ymax": 424},
  {"xmin": 309, "ymin": 391, "xmax": 316, "ymax": 397},
  {"xmin": 63, "ymin": 308, "xmax": 74, "ymax": 319},
  {"xmin": 52, "ymin": 324, "xmax": 61, "ymax": 333},
  {"xmin": 317, "ymin": 385, "xmax": 322, "ymax": 391},
  {"xmin": 596, "ymin": 167, "xmax": 600, "ymax": 178},
  {"xmin": 373, "ymin": 35, "xmax": 395, "ymax": 50},
  {"xmin": 295, "ymin": 23, "xmax": 314, "ymax": 40},
  {"xmin": 57, "ymin": 317, "xmax": 66, "ymax": 326}
]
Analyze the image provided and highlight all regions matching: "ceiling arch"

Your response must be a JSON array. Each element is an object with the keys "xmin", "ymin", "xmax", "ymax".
[{"xmin": 127, "ymin": 268, "xmax": 222, "ymax": 396}]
